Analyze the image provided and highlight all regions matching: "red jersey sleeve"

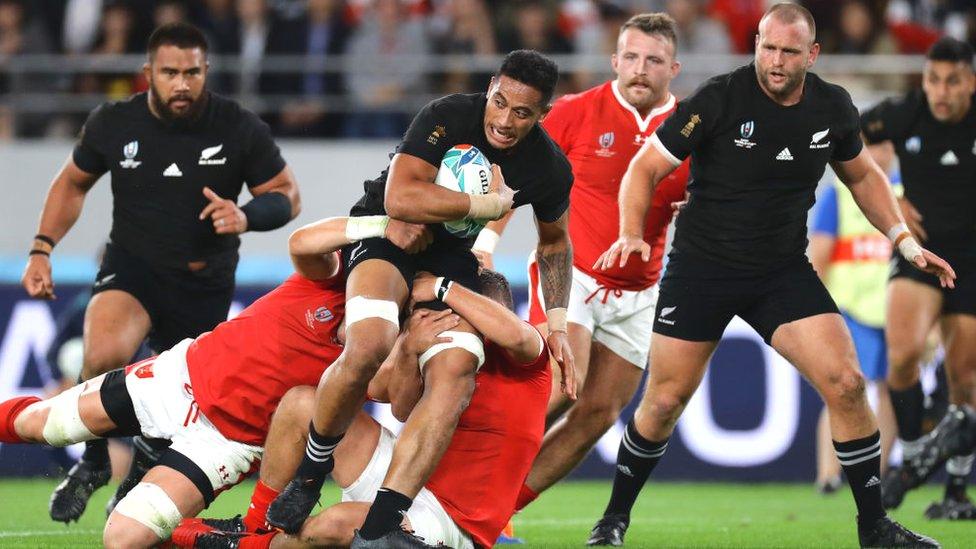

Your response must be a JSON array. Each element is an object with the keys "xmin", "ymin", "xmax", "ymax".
[{"xmin": 541, "ymin": 94, "xmax": 582, "ymax": 154}]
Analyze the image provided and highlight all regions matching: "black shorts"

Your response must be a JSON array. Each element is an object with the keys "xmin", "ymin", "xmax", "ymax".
[
  {"xmin": 890, "ymin": 250, "xmax": 976, "ymax": 316},
  {"xmin": 91, "ymin": 243, "xmax": 236, "ymax": 352},
  {"xmin": 654, "ymin": 251, "xmax": 839, "ymax": 343},
  {"xmin": 341, "ymin": 229, "xmax": 480, "ymax": 310}
]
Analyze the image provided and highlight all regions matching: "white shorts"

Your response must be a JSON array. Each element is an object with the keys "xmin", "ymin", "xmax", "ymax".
[
  {"xmin": 125, "ymin": 339, "xmax": 262, "ymax": 494},
  {"xmin": 528, "ymin": 253, "xmax": 657, "ymax": 368},
  {"xmin": 342, "ymin": 427, "xmax": 474, "ymax": 549}
]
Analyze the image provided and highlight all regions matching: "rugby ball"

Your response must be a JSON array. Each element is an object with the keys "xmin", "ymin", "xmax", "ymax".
[{"xmin": 435, "ymin": 144, "xmax": 493, "ymax": 238}]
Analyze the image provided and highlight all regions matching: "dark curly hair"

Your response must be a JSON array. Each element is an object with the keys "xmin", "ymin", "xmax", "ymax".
[{"xmin": 495, "ymin": 50, "xmax": 559, "ymax": 106}]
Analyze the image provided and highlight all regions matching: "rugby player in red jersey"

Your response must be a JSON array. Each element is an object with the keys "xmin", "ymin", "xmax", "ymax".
[
  {"xmin": 0, "ymin": 216, "xmax": 426, "ymax": 548},
  {"xmin": 178, "ymin": 270, "xmax": 551, "ymax": 549},
  {"xmin": 478, "ymin": 14, "xmax": 689, "ymax": 529}
]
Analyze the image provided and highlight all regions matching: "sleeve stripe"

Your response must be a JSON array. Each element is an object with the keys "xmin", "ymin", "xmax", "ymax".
[{"xmin": 649, "ymin": 133, "xmax": 682, "ymax": 167}]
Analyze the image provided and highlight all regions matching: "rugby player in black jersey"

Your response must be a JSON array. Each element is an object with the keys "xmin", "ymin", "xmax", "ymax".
[
  {"xmin": 267, "ymin": 50, "xmax": 576, "ymax": 547},
  {"xmin": 859, "ymin": 37, "xmax": 976, "ymax": 519},
  {"xmin": 588, "ymin": 4, "xmax": 949, "ymax": 547},
  {"xmin": 21, "ymin": 23, "xmax": 300, "ymax": 524}
]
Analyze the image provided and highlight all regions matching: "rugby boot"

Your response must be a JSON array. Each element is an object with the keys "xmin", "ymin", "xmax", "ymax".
[
  {"xmin": 172, "ymin": 514, "xmax": 249, "ymax": 547},
  {"xmin": 350, "ymin": 528, "xmax": 442, "ymax": 548},
  {"xmin": 49, "ymin": 458, "xmax": 112, "ymax": 522},
  {"xmin": 881, "ymin": 465, "xmax": 923, "ymax": 510},
  {"xmin": 265, "ymin": 476, "xmax": 321, "ymax": 534},
  {"xmin": 924, "ymin": 495, "xmax": 976, "ymax": 520},
  {"xmin": 193, "ymin": 531, "xmax": 247, "ymax": 549},
  {"xmin": 586, "ymin": 514, "xmax": 629, "ymax": 546},
  {"xmin": 106, "ymin": 436, "xmax": 166, "ymax": 515},
  {"xmin": 857, "ymin": 516, "xmax": 940, "ymax": 548}
]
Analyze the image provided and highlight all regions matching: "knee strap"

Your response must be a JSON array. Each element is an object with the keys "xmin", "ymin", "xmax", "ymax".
[
  {"xmin": 418, "ymin": 331, "xmax": 486, "ymax": 374},
  {"xmin": 42, "ymin": 382, "xmax": 96, "ymax": 447},
  {"xmin": 346, "ymin": 296, "xmax": 400, "ymax": 328},
  {"xmin": 112, "ymin": 482, "xmax": 183, "ymax": 540}
]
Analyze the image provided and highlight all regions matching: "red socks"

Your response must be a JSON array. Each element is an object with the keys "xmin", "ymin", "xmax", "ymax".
[
  {"xmin": 238, "ymin": 532, "xmax": 277, "ymax": 549},
  {"xmin": 0, "ymin": 396, "xmax": 40, "ymax": 443},
  {"xmin": 243, "ymin": 479, "xmax": 281, "ymax": 533},
  {"xmin": 515, "ymin": 483, "xmax": 539, "ymax": 511}
]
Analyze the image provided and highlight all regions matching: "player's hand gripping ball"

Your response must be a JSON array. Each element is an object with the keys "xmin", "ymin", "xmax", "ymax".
[{"xmin": 435, "ymin": 144, "xmax": 493, "ymax": 238}]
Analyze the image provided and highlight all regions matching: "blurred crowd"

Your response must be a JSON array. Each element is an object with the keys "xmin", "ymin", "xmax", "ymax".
[{"xmin": 1, "ymin": 0, "xmax": 975, "ymax": 138}]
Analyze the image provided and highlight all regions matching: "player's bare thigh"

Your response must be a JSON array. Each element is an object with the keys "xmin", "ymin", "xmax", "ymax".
[
  {"xmin": 83, "ymin": 290, "xmax": 152, "ymax": 377},
  {"xmin": 633, "ymin": 334, "xmax": 715, "ymax": 439},
  {"xmin": 331, "ymin": 411, "xmax": 383, "ymax": 488},
  {"xmin": 13, "ymin": 374, "xmax": 116, "ymax": 441},
  {"xmin": 886, "ymin": 278, "xmax": 942, "ymax": 388},
  {"xmin": 940, "ymin": 314, "xmax": 976, "ymax": 405},
  {"xmin": 771, "ymin": 313, "xmax": 876, "ymax": 438},
  {"xmin": 103, "ymin": 465, "xmax": 205, "ymax": 548}
]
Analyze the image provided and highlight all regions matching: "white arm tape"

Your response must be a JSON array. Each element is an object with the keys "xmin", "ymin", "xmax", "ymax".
[
  {"xmin": 345, "ymin": 216, "xmax": 389, "ymax": 241},
  {"xmin": 886, "ymin": 222, "xmax": 910, "ymax": 243},
  {"xmin": 472, "ymin": 228, "xmax": 500, "ymax": 253},
  {"xmin": 42, "ymin": 381, "xmax": 96, "ymax": 447},
  {"xmin": 418, "ymin": 331, "xmax": 486, "ymax": 374},
  {"xmin": 113, "ymin": 482, "xmax": 183, "ymax": 540},
  {"xmin": 897, "ymin": 236, "xmax": 924, "ymax": 263},
  {"xmin": 345, "ymin": 296, "xmax": 400, "ymax": 328}
]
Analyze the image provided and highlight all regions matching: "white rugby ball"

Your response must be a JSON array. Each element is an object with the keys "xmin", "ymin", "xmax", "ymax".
[{"xmin": 434, "ymin": 144, "xmax": 493, "ymax": 238}]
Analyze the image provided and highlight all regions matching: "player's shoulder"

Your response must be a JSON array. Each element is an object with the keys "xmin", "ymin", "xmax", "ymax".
[
  {"xmin": 423, "ymin": 92, "xmax": 484, "ymax": 119},
  {"xmin": 806, "ymin": 72, "xmax": 857, "ymax": 109},
  {"xmin": 552, "ymin": 81, "xmax": 609, "ymax": 110},
  {"xmin": 533, "ymin": 127, "xmax": 573, "ymax": 183},
  {"xmin": 87, "ymin": 92, "xmax": 146, "ymax": 125},
  {"xmin": 208, "ymin": 92, "xmax": 267, "ymax": 128}
]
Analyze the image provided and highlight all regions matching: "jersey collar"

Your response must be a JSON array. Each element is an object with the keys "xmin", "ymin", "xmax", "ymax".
[{"xmin": 611, "ymin": 79, "xmax": 675, "ymax": 133}]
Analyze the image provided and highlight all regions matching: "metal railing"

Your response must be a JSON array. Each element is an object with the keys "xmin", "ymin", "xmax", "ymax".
[{"xmin": 0, "ymin": 52, "xmax": 926, "ymax": 116}]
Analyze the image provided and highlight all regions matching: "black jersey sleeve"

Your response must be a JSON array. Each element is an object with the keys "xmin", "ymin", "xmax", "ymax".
[
  {"xmin": 242, "ymin": 111, "xmax": 287, "ymax": 187},
  {"xmin": 831, "ymin": 90, "xmax": 864, "ymax": 162},
  {"xmin": 72, "ymin": 105, "xmax": 110, "ymax": 175},
  {"xmin": 652, "ymin": 77, "xmax": 722, "ymax": 162},
  {"xmin": 396, "ymin": 98, "xmax": 463, "ymax": 168},
  {"xmin": 859, "ymin": 96, "xmax": 909, "ymax": 145},
  {"xmin": 531, "ymin": 153, "xmax": 574, "ymax": 223}
]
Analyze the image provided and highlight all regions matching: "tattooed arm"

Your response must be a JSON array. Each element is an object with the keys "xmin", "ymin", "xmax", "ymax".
[{"xmin": 535, "ymin": 210, "xmax": 577, "ymax": 399}]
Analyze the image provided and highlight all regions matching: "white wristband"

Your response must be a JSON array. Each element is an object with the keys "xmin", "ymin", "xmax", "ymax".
[
  {"xmin": 434, "ymin": 276, "xmax": 454, "ymax": 301},
  {"xmin": 345, "ymin": 216, "xmax": 389, "ymax": 241},
  {"xmin": 886, "ymin": 222, "xmax": 910, "ymax": 243},
  {"xmin": 472, "ymin": 228, "xmax": 500, "ymax": 253},
  {"xmin": 547, "ymin": 307, "xmax": 568, "ymax": 333}
]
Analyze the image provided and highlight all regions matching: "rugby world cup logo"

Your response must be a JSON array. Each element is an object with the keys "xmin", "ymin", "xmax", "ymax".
[
  {"xmin": 596, "ymin": 131, "xmax": 616, "ymax": 157},
  {"xmin": 740, "ymin": 121, "xmax": 754, "ymax": 139},
  {"xmin": 119, "ymin": 140, "xmax": 142, "ymax": 168}
]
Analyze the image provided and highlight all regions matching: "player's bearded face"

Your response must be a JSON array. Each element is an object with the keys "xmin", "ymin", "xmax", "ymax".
[
  {"xmin": 612, "ymin": 29, "xmax": 679, "ymax": 112},
  {"xmin": 923, "ymin": 61, "xmax": 976, "ymax": 123},
  {"xmin": 754, "ymin": 17, "xmax": 819, "ymax": 103},
  {"xmin": 483, "ymin": 76, "xmax": 548, "ymax": 150},
  {"xmin": 146, "ymin": 45, "xmax": 208, "ymax": 121}
]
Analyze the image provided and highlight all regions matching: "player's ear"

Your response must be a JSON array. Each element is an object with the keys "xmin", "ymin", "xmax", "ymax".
[
  {"xmin": 142, "ymin": 61, "xmax": 151, "ymax": 81},
  {"xmin": 671, "ymin": 59, "xmax": 682, "ymax": 79},
  {"xmin": 807, "ymin": 42, "xmax": 820, "ymax": 67}
]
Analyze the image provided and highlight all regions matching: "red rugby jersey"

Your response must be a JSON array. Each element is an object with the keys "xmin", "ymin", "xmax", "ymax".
[
  {"xmin": 542, "ymin": 81, "xmax": 690, "ymax": 290},
  {"xmin": 185, "ymin": 271, "xmax": 345, "ymax": 446},
  {"xmin": 425, "ymin": 332, "xmax": 551, "ymax": 548}
]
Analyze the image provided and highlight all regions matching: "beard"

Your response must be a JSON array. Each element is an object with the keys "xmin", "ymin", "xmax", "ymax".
[
  {"xmin": 149, "ymin": 80, "xmax": 207, "ymax": 126},
  {"xmin": 757, "ymin": 65, "xmax": 804, "ymax": 101}
]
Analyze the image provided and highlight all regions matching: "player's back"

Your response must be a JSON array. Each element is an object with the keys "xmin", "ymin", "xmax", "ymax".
[
  {"xmin": 543, "ymin": 82, "xmax": 688, "ymax": 289},
  {"xmin": 425, "ymin": 337, "xmax": 551, "ymax": 548},
  {"xmin": 185, "ymin": 272, "xmax": 345, "ymax": 445}
]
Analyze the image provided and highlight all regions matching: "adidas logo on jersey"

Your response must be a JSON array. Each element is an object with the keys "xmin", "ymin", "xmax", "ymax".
[
  {"xmin": 776, "ymin": 148, "xmax": 794, "ymax": 161},
  {"xmin": 865, "ymin": 475, "xmax": 881, "ymax": 488},
  {"xmin": 199, "ymin": 144, "xmax": 227, "ymax": 165},
  {"xmin": 163, "ymin": 163, "xmax": 183, "ymax": 177},
  {"xmin": 940, "ymin": 150, "xmax": 959, "ymax": 166},
  {"xmin": 617, "ymin": 465, "xmax": 634, "ymax": 477}
]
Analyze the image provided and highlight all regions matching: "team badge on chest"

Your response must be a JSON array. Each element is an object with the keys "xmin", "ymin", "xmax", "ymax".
[{"xmin": 596, "ymin": 131, "xmax": 616, "ymax": 157}]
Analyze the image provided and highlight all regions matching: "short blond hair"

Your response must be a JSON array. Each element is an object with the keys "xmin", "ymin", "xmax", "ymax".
[{"xmin": 620, "ymin": 13, "xmax": 678, "ymax": 53}]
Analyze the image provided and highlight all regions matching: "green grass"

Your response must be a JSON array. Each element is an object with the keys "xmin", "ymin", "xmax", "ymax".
[{"xmin": 0, "ymin": 480, "xmax": 971, "ymax": 547}]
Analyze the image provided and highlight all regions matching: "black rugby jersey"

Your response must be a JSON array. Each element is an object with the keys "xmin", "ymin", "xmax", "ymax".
[
  {"xmin": 72, "ymin": 92, "xmax": 287, "ymax": 268},
  {"xmin": 861, "ymin": 90, "xmax": 976, "ymax": 251},
  {"xmin": 652, "ymin": 63, "xmax": 863, "ymax": 270},
  {"xmin": 351, "ymin": 93, "xmax": 573, "ymax": 243}
]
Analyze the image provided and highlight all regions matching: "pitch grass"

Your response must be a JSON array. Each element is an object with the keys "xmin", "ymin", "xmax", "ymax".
[{"xmin": 0, "ymin": 480, "xmax": 971, "ymax": 548}]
